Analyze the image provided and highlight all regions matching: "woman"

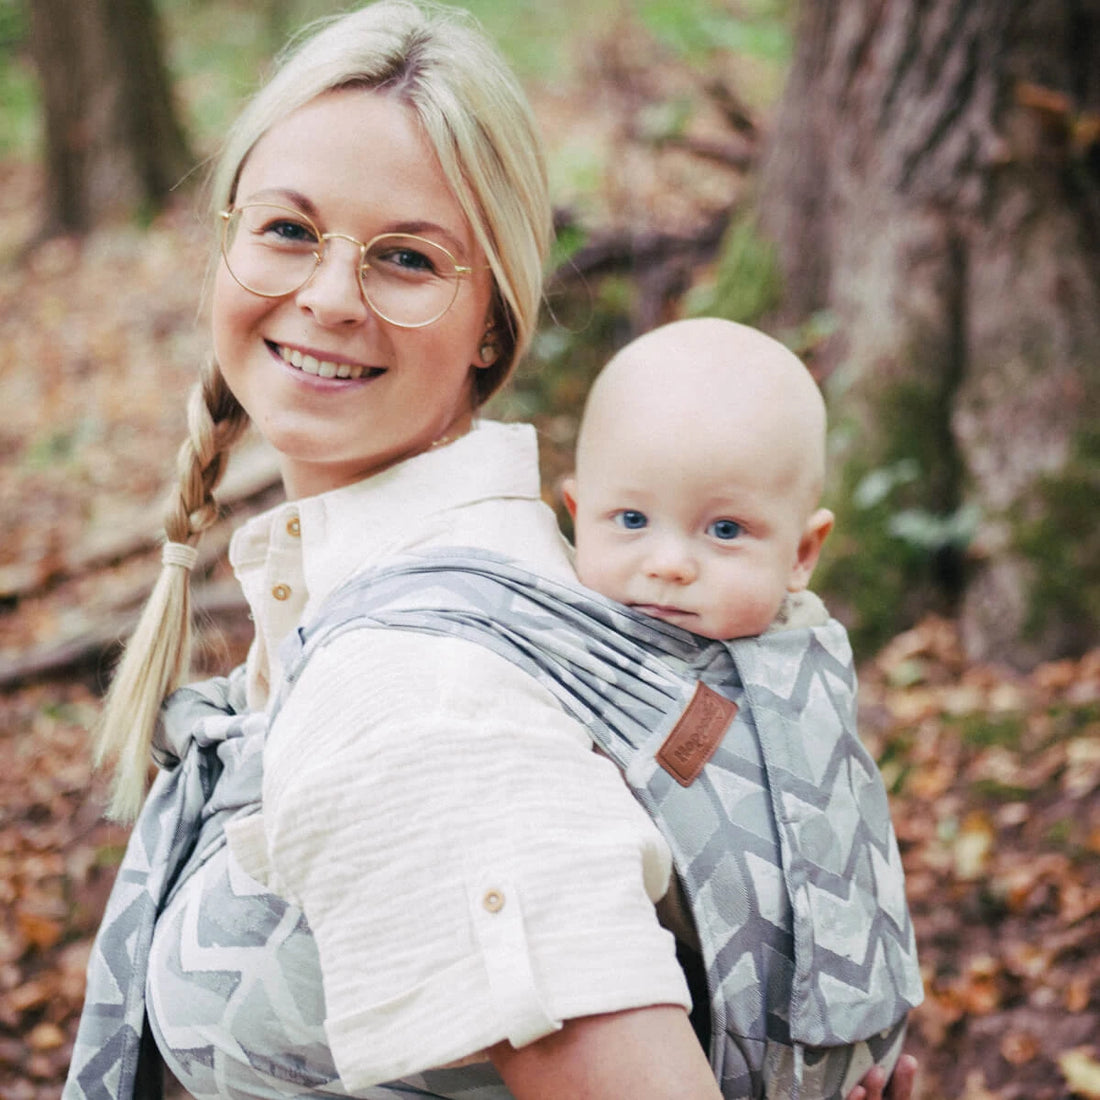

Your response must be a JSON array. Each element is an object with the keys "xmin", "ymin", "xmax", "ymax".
[{"xmin": 68, "ymin": 3, "xmax": 915, "ymax": 1098}]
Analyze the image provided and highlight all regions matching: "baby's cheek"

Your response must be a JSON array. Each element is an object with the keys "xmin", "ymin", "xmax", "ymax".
[
  {"xmin": 573, "ymin": 541, "xmax": 629, "ymax": 603},
  {"xmin": 710, "ymin": 589, "xmax": 779, "ymax": 640}
]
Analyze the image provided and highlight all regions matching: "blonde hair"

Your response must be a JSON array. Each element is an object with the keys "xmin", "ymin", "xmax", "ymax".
[{"xmin": 96, "ymin": 0, "xmax": 552, "ymax": 819}]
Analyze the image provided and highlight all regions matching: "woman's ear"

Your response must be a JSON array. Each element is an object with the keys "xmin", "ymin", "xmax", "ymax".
[
  {"xmin": 561, "ymin": 475, "xmax": 579, "ymax": 519},
  {"xmin": 787, "ymin": 508, "xmax": 834, "ymax": 592}
]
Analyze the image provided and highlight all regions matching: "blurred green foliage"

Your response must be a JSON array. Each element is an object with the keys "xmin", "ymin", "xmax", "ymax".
[
  {"xmin": 637, "ymin": 0, "xmax": 791, "ymax": 64},
  {"xmin": 1014, "ymin": 424, "xmax": 1100, "ymax": 645},
  {"xmin": 0, "ymin": 0, "xmax": 35, "ymax": 155},
  {"xmin": 684, "ymin": 216, "xmax": 782, "ymax": 322}
]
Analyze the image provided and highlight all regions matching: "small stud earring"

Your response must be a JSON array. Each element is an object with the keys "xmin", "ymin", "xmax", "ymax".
[{"xmin": 479, "ymin": 337, "xmax": 500, "ymax": 367}]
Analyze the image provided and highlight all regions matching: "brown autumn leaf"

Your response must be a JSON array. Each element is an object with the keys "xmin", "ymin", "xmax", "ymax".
[
  {"xmin": 7, "ymin": 975, "xmax": 57, "ymax": 1014},
  {"xmin": 959, "ymin": 955, "xmax": 1003, "ymax": 1015},
  {"xmin": 26, "ymin": 1021, "xmax": 65, "ymax": 1052},
  {"xmin": 1060, "ymin": 880, "xmax": 1100, "ymax": 924},
  {"xmin": 1067, "ymin": 976, "xmax": 1093, "ymax": 1013},
  {"xmin": 1000, "ymin": 1030, "xmax": 1041, "ymax": 1065},
  {"xmin": 1001, "ymin": 941, "xmax": 1055, "ymax": 980},
  {"xmin": 13, "ymin": 911, "xmax": 64, "ymax": 953}
]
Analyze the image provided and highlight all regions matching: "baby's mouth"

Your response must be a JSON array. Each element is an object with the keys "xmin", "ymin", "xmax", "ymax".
[
  {"xmin": 631, "ymin": 603, "xmax": 696, "ymax": 621},
  {"xmin": 270, "ymin": 342, "xmax": 384, "ymax": 380}
]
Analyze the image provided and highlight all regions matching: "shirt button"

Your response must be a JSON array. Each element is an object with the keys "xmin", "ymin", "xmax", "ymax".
[
  {"xmin": 482, "ymin": 889, "xmax": 505, "ymax": 914},
  {"xmin": 272, "ymin": 583, "xmax": 292, "ymax": 601},
  {"xmin": 286, "ymin": 517, "xmax": 301, "ymax": 537}
]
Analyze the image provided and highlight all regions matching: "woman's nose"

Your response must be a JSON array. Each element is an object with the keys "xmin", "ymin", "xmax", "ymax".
[
  {"xmin": 295, "ymin": 238, "xmax": 371, "ymax": 326},
  {"xmin": 644, "ymin": 538, "xmax": 698, "ymax": 584}
]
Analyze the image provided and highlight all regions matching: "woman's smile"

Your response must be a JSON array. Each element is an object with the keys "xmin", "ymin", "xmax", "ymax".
[{"xmin": 266, "ymin": 340, "xmax": 386, "ymax": 382}]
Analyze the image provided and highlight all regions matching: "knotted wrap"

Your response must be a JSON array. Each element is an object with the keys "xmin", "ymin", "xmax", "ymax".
[
  {"xmin": 64, "ymin": 670, "xmax": 265, "ymax": 1099},
  {"xmin": 65, "ymin": 550, "xmax": 922, "ymax": 1100}
]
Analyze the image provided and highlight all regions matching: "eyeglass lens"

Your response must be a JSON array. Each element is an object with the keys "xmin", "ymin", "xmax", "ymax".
[{"xmin": 221, "ymin": 203, "xmax": 464, "ymax": 327}]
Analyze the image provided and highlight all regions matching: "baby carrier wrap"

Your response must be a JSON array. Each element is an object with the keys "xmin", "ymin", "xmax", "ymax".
[{"xmin": 66, "ymin": 550, "xmax": 921, "ymax": 1100}]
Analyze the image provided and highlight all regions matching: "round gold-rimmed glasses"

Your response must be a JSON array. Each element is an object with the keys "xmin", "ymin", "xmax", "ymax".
[{"xmin": 219, "ymin": 202, "xmax": 477, "ymax": 329}]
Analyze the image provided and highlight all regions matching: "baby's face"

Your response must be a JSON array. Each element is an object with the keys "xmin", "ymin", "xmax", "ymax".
[{"xmin": 567, "ymin": 419, "xmax": 814, "ymax": 641}]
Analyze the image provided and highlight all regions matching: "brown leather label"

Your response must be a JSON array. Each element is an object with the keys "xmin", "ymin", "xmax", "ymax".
[{"xmin": 656, "ymin": 682, "xmax": 738, "ymax": 787}]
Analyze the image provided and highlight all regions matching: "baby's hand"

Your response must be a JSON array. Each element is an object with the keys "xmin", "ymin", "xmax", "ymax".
[{"xmin": 845, "ymin": 1054, "xmax": 918, "ymax": 1100}]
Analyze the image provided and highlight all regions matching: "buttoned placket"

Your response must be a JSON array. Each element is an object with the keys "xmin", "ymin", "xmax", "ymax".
[{"xmin": 260, "ymin": 506, "xmax": 307, "ymax": 680}]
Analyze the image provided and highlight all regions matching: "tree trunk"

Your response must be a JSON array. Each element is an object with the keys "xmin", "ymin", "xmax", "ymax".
[
  {"xmin": 27, "ymin": 0, "xmax": 194, "ymax": 233},
  {"xmin": 758, "ymin": 0, "xmax": 1100, "ymax": 667}
]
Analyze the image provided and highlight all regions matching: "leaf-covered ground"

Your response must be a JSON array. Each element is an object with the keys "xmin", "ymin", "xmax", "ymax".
[{"xmin": 1, "ymin": 29, "xmax": 1099, "ymax": 1094}]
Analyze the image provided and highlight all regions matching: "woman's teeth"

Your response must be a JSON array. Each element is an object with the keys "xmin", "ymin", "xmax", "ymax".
[{"xmin": 276, "ymin": 345, "xmax": 373, "ymax": 380}]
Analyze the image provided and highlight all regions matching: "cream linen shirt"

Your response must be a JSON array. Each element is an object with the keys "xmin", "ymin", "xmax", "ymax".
[{"xmin": 224, "ymin": 422, "xmax": 690, "ymax": 1092}]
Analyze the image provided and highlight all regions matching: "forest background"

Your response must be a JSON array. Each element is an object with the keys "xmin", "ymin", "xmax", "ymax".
[{"xmin": 0, "ymin": 1, "xmax": 1098, "ymax": 1098}]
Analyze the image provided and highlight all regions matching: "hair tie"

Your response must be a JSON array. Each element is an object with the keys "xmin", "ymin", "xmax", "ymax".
[{"xmin": 162, "ymin": 541, "xmax": 199, "ymax": 571}]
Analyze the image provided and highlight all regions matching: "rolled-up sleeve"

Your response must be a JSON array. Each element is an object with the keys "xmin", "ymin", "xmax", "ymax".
[{"xmin": 257, "ymin": 628, "xmax": 690, "ymax": 1091}]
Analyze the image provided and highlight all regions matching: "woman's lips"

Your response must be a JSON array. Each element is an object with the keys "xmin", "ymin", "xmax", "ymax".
[{"xmin": 269, "ymin": 341, "xmax": 384, "ymax": 380}]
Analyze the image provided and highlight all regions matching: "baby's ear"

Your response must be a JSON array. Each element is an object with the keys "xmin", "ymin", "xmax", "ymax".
[
  {"xmin": 561, "ymin": 475, "xmax": 579, "ymax": 519},
  {"xmin": 787, "ymin": 508, "xmax": 834, "ymax": 592}
]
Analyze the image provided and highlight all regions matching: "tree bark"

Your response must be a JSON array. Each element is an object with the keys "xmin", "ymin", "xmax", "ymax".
[
  {"xmin": 758, "ymin": 0, "xmax": 1100, "ymax": 666},
  {"xmin": 27, "ymin": 0, "xmax": 194, "ymax": 233}
]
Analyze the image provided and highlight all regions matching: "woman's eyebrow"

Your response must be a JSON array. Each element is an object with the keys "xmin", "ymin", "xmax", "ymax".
[{"xmin": 238, "ymin": 187, "xmax": 319, "ymax": 217}]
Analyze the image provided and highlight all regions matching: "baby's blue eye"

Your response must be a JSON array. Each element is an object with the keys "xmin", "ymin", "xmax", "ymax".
[
  {"xmin": 708, "ymin": 519, "xmax": 742, "ymax": 540},
  {"xmin": 614, "ymin": 510, "xmax": 648, "ymax": 530}
]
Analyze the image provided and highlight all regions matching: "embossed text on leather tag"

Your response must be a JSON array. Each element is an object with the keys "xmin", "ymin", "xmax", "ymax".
[{"xmin": 656, "ymin": 682, "xmax": 738, "ymax": 786}]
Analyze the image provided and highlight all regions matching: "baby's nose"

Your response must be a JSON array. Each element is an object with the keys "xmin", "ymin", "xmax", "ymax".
[{"xmin": 644, "ymin": 539, "xmax": 698, "ymax": 584}]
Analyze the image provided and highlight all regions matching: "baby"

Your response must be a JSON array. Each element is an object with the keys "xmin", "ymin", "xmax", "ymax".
[
  {"xmin": 562, "ymin": 317, "xmax": 918, "ymax": 1098},
  {"xmin": 563, "ymin": 316, "xmax": 836, "ymax": 641}
]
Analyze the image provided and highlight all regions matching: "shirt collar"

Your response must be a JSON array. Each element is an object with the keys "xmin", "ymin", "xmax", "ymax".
[{"xmin": 230, "ymin": 420, "xmax": 542, "ymax": 610}]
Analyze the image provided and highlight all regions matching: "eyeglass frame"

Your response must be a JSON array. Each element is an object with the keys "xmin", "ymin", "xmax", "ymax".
[{"xmin": 218, "ymin": 203, "xmax": 481, "ymax": 329}]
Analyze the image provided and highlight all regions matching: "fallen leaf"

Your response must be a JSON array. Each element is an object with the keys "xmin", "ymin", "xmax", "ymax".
[
  {"xmin": 27, "ymin": 1021, "xmax": 65, "ymax": 1051},
  {"xmin": 1000, "ymin": 1030, "xmax": 1041, "ymax": 1065},
  {"xmin": 961, "ymin": 1069, "xmax": 999, "ymax": 1100},
  {"xmin": 15, "ymin": 911, "xmax": 64, "ymax": 951},
  {"xmin": 8, "ymin": 975, "xmax": 57, "ymax": 1013},
  {"xmin": 954, "ymin": 812, "xmax": 995, "ymax": 880},
  {"xmin": 1064, "ymin": 738, "xmax": 1100, "ymax": 797},
  {"xmin": 1067, "ymin": 976, "xmax": 1093, "ymax": 1012},
  {"xmin": 1059, "ymin": 1048, "xmax": 1100, "ymax": 1098}
]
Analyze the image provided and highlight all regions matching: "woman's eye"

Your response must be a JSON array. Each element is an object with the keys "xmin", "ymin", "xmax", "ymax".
[
  {"xmin": 708, "ymin": 519, "xmax": 742, "ymax": 540},
  {"xmin": 261, "ymin": 218, "xmax": 318, "ymax": 246},
  {"xmin": 372, "ymin": 244, "xmax": 440, "ymax": 276},
  {"xmin": 613, "ymin": 510, "xmax": 648, "ymax": 531}
]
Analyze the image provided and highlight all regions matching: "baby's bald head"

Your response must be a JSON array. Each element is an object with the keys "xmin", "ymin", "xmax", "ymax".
[{"xmin": 577, "ymin": 318, "xmax": 828, "ymax": 514}]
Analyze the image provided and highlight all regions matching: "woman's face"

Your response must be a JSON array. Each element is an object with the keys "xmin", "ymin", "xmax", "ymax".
[{"xmin": 213, "ymin": 89, "xmax": 496, "ymax": 499}]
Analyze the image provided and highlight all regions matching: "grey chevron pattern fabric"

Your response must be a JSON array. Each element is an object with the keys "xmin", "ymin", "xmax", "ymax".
[
  {"xmin": 63, "ymin": 669, "xmax": 262, "ymax": 1100},
  {"xmin": 284, "ymin": 550, "xmax": 923, "ymax": 1098},
  {"xmin": 146, "ymin": 842, "xmax": 513, "ymax": 1099}
]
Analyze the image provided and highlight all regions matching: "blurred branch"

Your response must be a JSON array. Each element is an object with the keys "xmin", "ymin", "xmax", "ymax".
[
  {"xmin": 0, "ymin": 580, "xmax": 248, "ymax": 691},
  {"xmin": 0, "ymin": 442, "xmax": 281, "ymax": 606},
  {"xmin": 551, "ymin": 207, "xmax": 732, "ymax": 282}
]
